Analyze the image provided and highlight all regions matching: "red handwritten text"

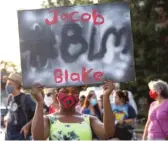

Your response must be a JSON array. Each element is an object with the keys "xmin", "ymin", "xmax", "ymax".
[
  {"xmin": 45, "ymin": 9, "xmax": 104, "ymax": 25},
  {"xmin": 54, "ymin": 67, "xmax": 104, "ymax": 83}
]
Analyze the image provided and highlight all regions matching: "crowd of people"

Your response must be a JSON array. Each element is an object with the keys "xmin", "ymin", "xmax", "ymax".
[{"xmin": 1, "ymin": 72, "xmax": 168, "ymax": 140}]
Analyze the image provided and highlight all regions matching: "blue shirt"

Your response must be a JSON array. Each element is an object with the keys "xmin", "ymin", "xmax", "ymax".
[{"xmin": 111, "ymin": 103, "xmax": 136, "ymax": 121}]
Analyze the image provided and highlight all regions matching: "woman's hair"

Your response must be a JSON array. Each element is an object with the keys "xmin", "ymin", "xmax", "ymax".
[
  {"xmin": 148, "ymin": 79, "xmax": 168, "ymax": 98},
  {"xmin": 116, "ymin": 90, "xmax": 129, "ymax": 104},
  {"xmin": 80, "ymin": 95, "xmax": 86, "ymax": 101},
  {"xmin": 83, "ymin": 90, "xmax": 95, "ymax": 108},
  {"xmin": 83, "ymin": 90, "xmax": 102, "ymax": 120}
]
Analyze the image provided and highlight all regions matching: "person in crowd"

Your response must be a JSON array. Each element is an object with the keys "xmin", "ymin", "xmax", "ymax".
[
  {"xmin": 75, "ymin": 100, "xmax": 83, "ymax": 113},
  {"xmin": 112, "ymin": 90, "xmax": 136, "ymax": 125},
  {"xmin": 44, "ymin": 88, "xmax": 60, "ymax": 114},
  {"xmin": 74, "ymin": 95, "xmax": 86, "ymax": 113},
  {"xmin": 98, "ymin": 94, "xmax": 104, "ymax": 121},
  {"xmin": 79, "ymin": 95, "xmax": 86, "ymax": 107},
  {"xmin": 4, "ymin": 73, "xmax": 36, "ymax": 140},
  {"xmin": 142, "ymin": 80, "xmax": 168, "ymax": 140},
  {"xmin": 98, "ymin": 95, "xmax": 104, "ymax": 113},
  {"xmin": 111, "ymin": 90, "xmax": 136, "ymax": 140},
  {"xmin": 82, "ymin": 90, "xmax": 102, "ymax": 121},
  {"xmin": 31, "ymin": 81, "xmax": 115, "ymax": 140},
  {"xmin": 43, "ymin": 101, "xmax": 50, "ymax": 115},
  {"xmin": 109, "ymin": 84, "xmax": 138, "ymax": 115}
]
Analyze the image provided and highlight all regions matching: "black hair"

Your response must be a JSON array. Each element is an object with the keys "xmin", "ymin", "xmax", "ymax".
[
  {"xmin": 116, "ymin": 90, "xmax": 129, "ymax": 104},
  {"xmin": 80, "ymin": 95, "xmax": 86, "ymax": 100}
]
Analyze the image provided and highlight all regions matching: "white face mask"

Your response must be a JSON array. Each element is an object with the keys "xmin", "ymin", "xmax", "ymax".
[{"xmin": 44, "ymin": 95, "xmax": 53, "ymax": 107}]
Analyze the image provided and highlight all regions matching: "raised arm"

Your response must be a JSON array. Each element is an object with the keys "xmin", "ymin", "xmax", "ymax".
[
  {"xmin": 90, "ymin": 81, "xmax": 115, "ymax": 139},
  {"xmin": 31, "ymin": 85, "xmax": 50, "ymax": 140}
]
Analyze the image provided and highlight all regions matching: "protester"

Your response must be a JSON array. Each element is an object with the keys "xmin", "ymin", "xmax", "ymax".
[
  {"xmin": 112, "ymin": 90, "xmax": 136, "ymax": 140},
  {"xmin": 142, "ymin": 80, "xmax": 168, "ymax": 140},
  {"xmin": 74, "ymin": 95, "xmax": 86, "ymax": 113},
  {"xmin": 98, "ymin": 94, "xmax": 104, "ymax": 121},
  {"xmin": 44, "ymin": 88, "xmax": 60, "ymax": 114},
  {"xmin": 82, "ymin": 90, "xmax": 102, "ymax": 121},
  {"xmin": 43, "ymin": 101, "xmax": 50, "ymax": 115},
  {"xmin": 99, "ymin": 94, "xmax": 104, "ymax": 114},
  {"xmin": 79, "ymin": 95, "xmax": 86, "ymax": 107},
  {"xmin": 110, "ymin": 88, "xmax": 138, "ymax": 114},
  {"xmin": 4, "ymin": 73, "xmax": 36, "ymax": 140},
  {"xmin": 31, "ymin": 81, "xmax": 115, "ymax": 140}
]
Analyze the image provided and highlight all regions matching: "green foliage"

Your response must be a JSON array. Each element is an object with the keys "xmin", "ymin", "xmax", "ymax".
[
  {"xmin": 1, "ymin": 61, "xmax": 20, "ymax": 74},
  {"xmin": 42, "ymin": 0, "xmax": 168, "ymax": 101}
]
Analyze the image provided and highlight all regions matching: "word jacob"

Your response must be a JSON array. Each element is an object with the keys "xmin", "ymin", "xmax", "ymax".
[
  {"xmin": 18, "ymin": 2, "xmax": 135, "ymax": 88},
  {"xmin": 45, "ymin": 10, "xmax": 105, "ymax": 25},
  {"xmin": 54, "ymin": 67, "xmax": 104, "ymax": 83}
]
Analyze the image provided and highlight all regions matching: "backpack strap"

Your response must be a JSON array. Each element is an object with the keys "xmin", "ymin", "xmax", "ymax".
[
  {"xmin": 20, "ymin": 93, "xmax": 29, "ymax": 122},
  {"xmin": 7, "ymin": 94, "xmax": 13, "ymax": 107}
]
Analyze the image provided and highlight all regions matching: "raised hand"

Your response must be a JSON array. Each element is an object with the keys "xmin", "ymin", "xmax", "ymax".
[
  {"xmin": 103, "ymin": 80, "xmax": 115, "ymax": 96},
  {"xmin": 31, "ymin": 83, "xmax": 44, "ymax": 103}
]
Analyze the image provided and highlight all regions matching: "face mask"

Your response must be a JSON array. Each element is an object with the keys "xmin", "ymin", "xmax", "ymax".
[
  {"xmin": 90, "ymin": 98, "xmax": 97, "ymax": 106},
  {"xmin": 44, "ymin": 96, "xmax": 53, "ymax": 107},
  {"xmin": 5, "ymin": 85, "xmax": 14, "ymax": 94},
  {"xmin": 149, "ymin": 90, "xmax": 158, "ymax": 99},
  {"xmin": 57, "ymin": 92, "xmax": 79, "ymax": 109}
]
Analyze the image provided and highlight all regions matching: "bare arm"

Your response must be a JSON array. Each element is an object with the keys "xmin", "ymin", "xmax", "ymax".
[
  {"xmin": 90, "ymin": 81, "xmax": 115, "ymax": 139},
  {"xmin": 142, "ymin": 118, "xmax": 150, "ymax": 140},
  {"xmin": 103, "ymin": 94, "xmax": 115, "ymax": 137},
  {"xmin": 31, "ymin": 102, "xmax": 50, "ymax": 140},
  {"xmin": 90, "ymin": 95, "xmax": 115, "ymax": 139}
]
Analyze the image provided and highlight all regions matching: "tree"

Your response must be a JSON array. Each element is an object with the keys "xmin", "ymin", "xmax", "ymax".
[
  {"xmin": 41, "ymin": 0, "xmax": 168, "ymax": 103},
  {"xmin": 0, "ymin": 60, "xmax": 21, "ymax": 82}
]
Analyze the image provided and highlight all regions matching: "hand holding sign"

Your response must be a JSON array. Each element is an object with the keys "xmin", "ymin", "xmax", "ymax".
[
  {"xmin": 103, "ymin": 81, "xmax": 115, "ymax": 96},
  {"xmin": 31, "ymin": 83, "xmax": 44, "ymax": 103}
]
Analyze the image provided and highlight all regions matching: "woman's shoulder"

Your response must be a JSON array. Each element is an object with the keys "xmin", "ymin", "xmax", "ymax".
[
  {"xmin": 125, "ymin": 103, "xmax": 135, "ymax": 111},
  {"xmin": 45, "ymin": 113, "xmax": 60, "ymax": 124},
  {"xmin": 164, "ymin": 99, "xmax": 168, "ymax": 107},
  {"xmin": 45, "ymin": 112, "xmax": 59, "ymax": 119},
  {"xmin": 150, "ymin": 101, "xmax": 157, "ymax": 107},
  {"xmin": 126, "ymin": 103, "xmax": 132, "ymax": 107}
]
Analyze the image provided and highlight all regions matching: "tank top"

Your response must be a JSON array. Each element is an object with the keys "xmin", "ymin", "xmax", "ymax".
[{"xmin": 47, "ymin": 114, "xmax": 92, "ymax": 140}]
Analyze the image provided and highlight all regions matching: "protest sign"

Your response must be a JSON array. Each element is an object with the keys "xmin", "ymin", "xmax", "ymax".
[{"xmin": 18, "ymin": 2, "xmax": 135, "ymax": 88}]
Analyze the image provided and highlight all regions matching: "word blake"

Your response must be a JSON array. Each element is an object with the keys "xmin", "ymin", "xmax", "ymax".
[
  {"xmin": 54, "ymin": 67, "xmax": 104, "ymax": 83},
  {"xmin": 45, "ymin": 10, "xmax": 104, "ymax": 25}
]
